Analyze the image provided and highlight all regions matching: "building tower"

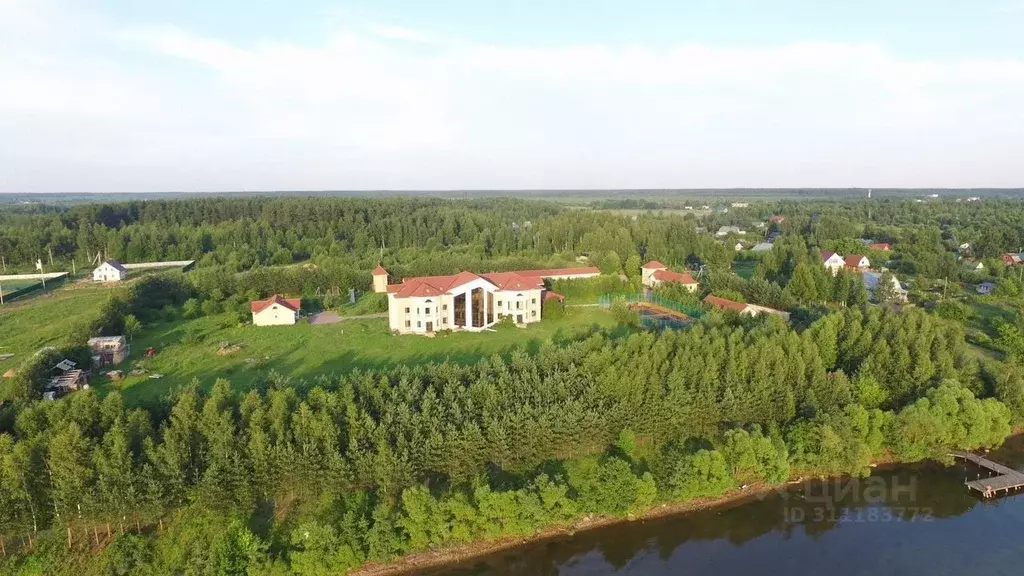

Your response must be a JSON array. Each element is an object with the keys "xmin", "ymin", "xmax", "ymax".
[{"xmin": 372, "ymin": 265, "xmax": 389, "ymax": 293}]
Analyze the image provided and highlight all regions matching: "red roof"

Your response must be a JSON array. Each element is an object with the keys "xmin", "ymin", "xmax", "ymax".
[
  {"xmin": 869, "ymin": 243, "xmax": 892, "ymax": 251},
  {"xmin": 704, "ymin": 295, "xmax": 749, "ymax": 313},
  {"xmin": 385, "ymin": 267, "xmax": 596, "ymax": 298},
  {"xmin": 642, "ymin": 261, "xmax": 667, "ymax": 270},
  {"xmin": 508, "ymin": 267, "xmax": 600, "ymax": 278},
  {"xmin": 372, "ymin": 265, "xmax": 388, "ymax": 276},
  {"xmin": 844, "ymin": 255, "xmax": 868, "ymax": 268},
  {"xmin": 544, "ymin": 291, "xmax": 565, "ymax": 303},
  {"xmin": 770, "ymin": 216, "xmax": 785, "ymax": 223},
  {"xmin": 821, "ymin": 251, "xmax": 837, "ymax": 262},
  {"xmin": 251, "ymin": 295, "xmax": 301, "ymax": 314},
  {"xmin": 652, "ymin": 269, "xmax": 698, "ymax": 285}
]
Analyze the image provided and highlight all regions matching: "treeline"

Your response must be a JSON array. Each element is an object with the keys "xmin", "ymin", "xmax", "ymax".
[
  {"xmin": 0, "ymin": 197, "xmax": 732, "ymax": 275},
  {"xmin": 1, "ymin": 306, "xmax": 1019, "ymax": 574}
]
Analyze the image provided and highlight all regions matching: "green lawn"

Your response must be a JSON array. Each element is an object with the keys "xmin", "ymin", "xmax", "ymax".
[
  {"xmin": 0, "ymin": 284, "xmax": 117, "ymax": 372},
  {"xmin": 98, "ymin": 307, "xmax": 621, "ymax": 405},
  {"xmin": 732, "ymin": 260, "xmax": 758, "ymax": 280}
]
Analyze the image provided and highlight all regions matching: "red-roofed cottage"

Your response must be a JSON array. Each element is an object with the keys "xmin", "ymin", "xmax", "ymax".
[
  {"xmin": 703, "ymin": 295, "xmax": 790, "ymax": 322},
  {"xmin": 382, "ymin": 266, "xmax": 599, "ymax": 334},
  {"xmin": 251, "ymin": 295, "xmax": 302, "ymax": 326},
  {"xmin": 844, "ymin": 255, "xmax": 870, "ymax": 270},
  {"xmin": 641, "ymin": 261, "xmax": 699, "ymax": 292}
]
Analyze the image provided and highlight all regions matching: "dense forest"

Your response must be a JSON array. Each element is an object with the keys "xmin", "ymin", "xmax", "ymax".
[
  {"xmin": 2, "ymin": 195, "xmax": 1024, "ymax": 574},
  {"xmin": 1, "ymin": 300, "xmax": 1019, "ymax": 574}
]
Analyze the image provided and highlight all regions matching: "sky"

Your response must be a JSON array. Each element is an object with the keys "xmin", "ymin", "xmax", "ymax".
[{"xmin": 1, "ymin": 0, "xmax": 1023, "ymax": 192}]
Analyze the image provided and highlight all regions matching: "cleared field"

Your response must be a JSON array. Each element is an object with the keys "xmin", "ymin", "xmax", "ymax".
[
  {"xmin": 99, "ymin": 307, "xmax": 621, "ymax": 405},
  {"xmin": 0, "ymin": 285, "xmax": 116, "ymax": 371}
]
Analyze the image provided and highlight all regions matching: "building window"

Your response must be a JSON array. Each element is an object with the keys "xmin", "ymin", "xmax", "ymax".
[
  {"xmin": 442, "ymin": 304, "xmax": 448, "ymax": 311},
  {"xmin": 416, "ymin": 308, "xmax": 420, "ymax": 314},
  {"xmin": 516, "ymin": 301, "xmax": 522, "ymax": 309},
  {"xmin": 405, "ymin": 320, "xmax": 411, "ymax": 328},
  {"xmin": 531, "ymin": 298, "xmax": 536, "ymax": 304},
  {"xmin": 404, "ymin": 307, "xmax": 410, "ymax": 314},
  {"xmin": 417, "ymin": 321, "xmax": 421, "ymax": 328},
  {"xmin": 424, "ymin": 307, "xmax": 430, "ymax": 314},
  {"xmin": 497, "ymin": 300, "xmax": 502, "ymax": 307},
  {"xmin": 442, "ymin": 317, "xmax": 448, "ymax": 325},
  {"xmin": 532, "ymin": 310, "xmax": 537, "ymax": 317}
]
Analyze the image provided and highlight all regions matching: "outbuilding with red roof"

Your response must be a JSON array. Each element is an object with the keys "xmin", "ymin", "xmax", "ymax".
[{"xmin": 251, "ymin": 295, "xmax": 302, "ymax": 326}]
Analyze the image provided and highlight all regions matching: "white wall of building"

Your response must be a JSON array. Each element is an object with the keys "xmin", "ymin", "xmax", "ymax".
[
  {"xmin": 93, "ymin": 263, "xmax": 126, "ymax": 282},
  {"xmin": 252, "ymin": 303, "xmax": 297, "ymax": 326}
]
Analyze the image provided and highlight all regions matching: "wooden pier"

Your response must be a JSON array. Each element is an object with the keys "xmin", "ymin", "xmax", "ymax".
[{"xmin": 950, "ymin": 451, "xmax": 1024, "ymax": 498}]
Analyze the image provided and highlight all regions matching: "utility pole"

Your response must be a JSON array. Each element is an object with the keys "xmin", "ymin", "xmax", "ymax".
[
  {"xmin": 48, "ymin": 248, "xmax": 53, "ymax": 267},
  {"xmin": 1, "ymin": 255, "xmax": 5, "ymax": 272}
]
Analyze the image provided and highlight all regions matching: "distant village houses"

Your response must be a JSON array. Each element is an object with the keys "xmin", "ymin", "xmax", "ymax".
[
  {"xmin": 821, "ymin": 252, "xmax": 869, "ymax": 275},
  {"xmin": 821, "ymin": 252, "xmax": 846, "ymax": 275},
  {"xmin": 862, "ymin": 271, "xmax": 908, "ymax": 303},
  {"xmin": 844, "ymin": 255, "xmax": 871, "ymax": 270},
  {"xmin": 251, "ymin": 295, "xmax": 301, "ymax": 326},
  {"xmin": 641, "ymin": 261, "xmax": 699, "ymax": 292},
  {"xmin": 715, "ymin": 226, "xmax": 746, "ymax": 237}
]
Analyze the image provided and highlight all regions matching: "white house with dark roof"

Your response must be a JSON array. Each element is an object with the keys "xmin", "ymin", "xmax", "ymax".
[
  {"xmin": 821, "ymin": 252, "xmax": 846, "ymax": 275},
  {"xmin": 384, "ymin": 266, "xmax": 598, "ymax": 334},
  {"xmin": 93, "ymin": 260, "xmax": 128, "ymax": 282}
]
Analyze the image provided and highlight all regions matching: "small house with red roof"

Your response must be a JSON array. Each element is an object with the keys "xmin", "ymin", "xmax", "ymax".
[
  {"xmin": 703, "ymin": 295, "xmax": 790, "ymax": 321},
  {"xmin": 641, "ymin": 261, "xmax": 699, "ymax": 292},
  {"xmin": 869, "ymin": 243, "xmax": 892, "ymax": 252},
  {"xmin": 844, "ymin": 255, "xmax": 870, "ymax": 270},
  {"xmin": 381, "ymin": 266, "xmax": 599, "ymax": 334},
  {"xmin": 251, "ymin": 295, "xmax": 302, "ymax": 326}
]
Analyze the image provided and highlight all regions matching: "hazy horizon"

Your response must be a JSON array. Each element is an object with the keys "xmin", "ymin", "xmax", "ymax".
[{"xmin": 3, "ymin": 0, "xmax": 1023, "ymax": 192}]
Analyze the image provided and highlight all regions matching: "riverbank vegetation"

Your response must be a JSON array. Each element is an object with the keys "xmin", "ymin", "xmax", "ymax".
[
  {"xmin": 0, "ymin": 300, "xmax": 1019, "ymax": 574},
  {"xmin": 3, "ymin": 195, "xmax": 1024, "ymax": 574}
]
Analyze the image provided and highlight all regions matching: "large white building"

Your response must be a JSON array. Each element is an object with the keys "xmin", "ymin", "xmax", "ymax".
[{"xmin": 379, "ymin": 266, "xmax": 598, "ymax": 334}]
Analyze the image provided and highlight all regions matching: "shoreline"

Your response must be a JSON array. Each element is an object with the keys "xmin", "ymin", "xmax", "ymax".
[
  {"xmin": 350, "ymin": 482, "xmax": 780, "ymax": 576},
  {"xmin": 351, "ymin": 438, "xmax": 1024, "ymax": 576}
]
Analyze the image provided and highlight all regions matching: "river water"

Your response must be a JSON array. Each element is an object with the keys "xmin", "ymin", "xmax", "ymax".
[{"xmin": 428, "ymin": 444, "xmax": 1024, "ymax": 576}]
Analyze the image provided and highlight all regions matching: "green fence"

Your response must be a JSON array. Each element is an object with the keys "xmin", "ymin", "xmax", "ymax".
[{"xmin": 0, "ymin": 281, "xmax": 44, "ymax": 302}]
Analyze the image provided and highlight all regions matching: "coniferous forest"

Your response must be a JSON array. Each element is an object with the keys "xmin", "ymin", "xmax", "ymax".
[{"xmin": 2, "ymin": 194, "xmax": 1024, "ymax": 574}]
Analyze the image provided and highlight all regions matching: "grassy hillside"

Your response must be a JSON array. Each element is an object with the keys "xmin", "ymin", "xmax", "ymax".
[
  {"xmin": 97, "ymin": 307, "xmax": 620, "ymax": 404},
  {"xmin": 0, "ymin": 284, "xmax": 116, "ymax": 372}
]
